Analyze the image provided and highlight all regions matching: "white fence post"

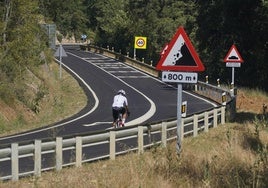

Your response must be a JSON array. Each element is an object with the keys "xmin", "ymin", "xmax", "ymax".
[
  {"xmin": 109, "ymin": 131, "xmax": 116, "ymax": 160},
  {"xmin": 204, "ymin": 112, "xmax": 209, "ymax": 132},
  {"xmin": 11, "ymin": 143, "xmax": 19, "ymax": 181},
  {"xmin": 161, "ymin": 122, "xmax": 167, "ymax": 147},
  {"xmin": 76, "ymin": 137, "xmax": 82, "ymax": 167},
  {"xmin": 138, "ymin": 126, "xmax": 144, "ymax": 154},
  {"xmin": 193, "ymin": 115, "xmax": 198, "ymax": 137},
  {"xmin": 34, "ymin": 140, "xmax": 42, "ymax": 177},
  {"xmin": 221, "ymin": 106, "xmax": 226, "ymax": 124},
  {"xmin": 213, "ymin": 109, "xmax": 218, "ymax": 127},
  {"xmin": 56, "ymin": 137, "xmax": 63, "ymax": 171}
]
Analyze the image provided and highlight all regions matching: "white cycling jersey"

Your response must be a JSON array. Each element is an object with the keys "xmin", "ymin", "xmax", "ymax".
[{"xmin": 112, "ymin": 94, "xmax": 128, "ymax": 108}]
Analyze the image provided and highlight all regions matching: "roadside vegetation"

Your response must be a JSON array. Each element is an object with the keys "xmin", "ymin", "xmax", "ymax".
[
  {"xmin": 0, "ymin": 61, "xmax": 87, "ymax": 137},
  {"xmin": 0, "ymin": 88, "xmax": 267, "ymax": 187},
  {"xmin": 0, "ymin": 0, "xmax": 267, "ymax": 187}
]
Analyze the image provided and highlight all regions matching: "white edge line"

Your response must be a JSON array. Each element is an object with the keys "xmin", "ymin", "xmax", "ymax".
[
  {"xmin": 182, "ymin": 90, "xmax": 218, "ymax": 107},
  {"xmin": 83, "ymin": 122, "xmax": 112, "ymax": 126},
  {"xmin": 69, "ymin": 52, "xmax": 156, "ymax": 126},
  {"xmin": 80, "ymin": 52, "xmax": 218, "ymax": 123},
  {"xmin": 130, "ymin": 67, "xmax": 218, "ymax": 107},
  {"xmin": 0, "ymin": 58, "xmax": 99, "ymax": 141}
]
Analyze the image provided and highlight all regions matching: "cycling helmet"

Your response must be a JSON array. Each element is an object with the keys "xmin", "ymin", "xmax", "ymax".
[{"xmin": 118, "ymin": 89, "xmax": 126, "ymax": 95}]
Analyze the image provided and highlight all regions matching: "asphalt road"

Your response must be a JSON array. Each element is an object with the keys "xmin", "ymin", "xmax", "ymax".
[{"xmin": 0, "ymin": 45, "xmax": 216, "ymax": 145}]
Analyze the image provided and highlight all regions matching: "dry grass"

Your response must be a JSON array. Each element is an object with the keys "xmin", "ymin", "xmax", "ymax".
[
  {"xmin": 237, "ymin": 87, "xmax": 268, "ymax": 114},
  {"xmin": 1, "ymin": 119, "xmax": 267, "ymax": 188},
  {"xmin": 0, "ymin": 62, "xmax": 87, "ymax": 136},
  {"xmin": 0, "ymin": 84, "xmax": 267, "ymax": 187}
]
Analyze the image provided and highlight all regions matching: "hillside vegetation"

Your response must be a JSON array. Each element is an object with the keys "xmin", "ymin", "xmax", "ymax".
[
  {"xmin": 0, "ymin": 62, "xmax": 87, "ymax": 136},
  {"xmin": 0, "ymin": 1, "xmax": 267, "ymax": 187},
  {"xmin": 1, "ymin": 1, "xmax": 268, "ymax": 102},
  {"xmin": 0, "ymin": 88, "xmax": 267, "ymax": 187}
]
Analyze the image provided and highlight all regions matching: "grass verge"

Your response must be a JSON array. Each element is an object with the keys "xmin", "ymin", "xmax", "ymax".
[
  {"xmin": 0, "ymin": 61, "xmax": 87, "ymax": 136},
  {"xmin": 0, "ymin": 78, "xmax": 267, "ymax": 187}
]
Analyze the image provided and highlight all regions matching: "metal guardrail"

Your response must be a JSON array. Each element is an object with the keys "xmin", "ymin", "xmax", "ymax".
[
  {"xmin": 85, "ymin": 44, "xmax": 236, "ymax": 120},
  {"xmin": 0, "ymin": 45, "xmax": 235, "ymax": 181},
  {"xmin": 0, "ymin": 106, "xmax": 225, "ymax": 181},
  {"xmin": 84, "ymin": 45, "xmax": 159, "ymax": 77}
]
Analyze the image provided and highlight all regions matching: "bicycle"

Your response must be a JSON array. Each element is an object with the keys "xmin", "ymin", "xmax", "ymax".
[{"xmin": 115, "ymin": 112, "xmax": 124, "ymax": 128}]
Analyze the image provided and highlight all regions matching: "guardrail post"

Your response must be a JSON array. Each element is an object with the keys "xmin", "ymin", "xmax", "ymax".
[
  {"xmin": 221, "ymin": 106, "xmax": 226, "ymax": 124},
  {"xmin": 213, "ymin": 109, "xmax": 218, "ymax": 127},
  {"xmin": 193, "ymin": 115, "xmax": 198, "ymax": 137},
  {"xmin": 11, "ymin": 143, "xmax": 19, "ymax": 181},
  {"xmin": 217, "ymin": 78, "xmax": 220, "ymax": 87},
  {"xmin": 204, "ymin": 112, "xmax": 209, "ymax": 132},
  {"xmin": 195, "ymin": 84, "xmax": 198, "ymax": 92},
  {"xmin": 56, "ymin": 137, "xmax": 62, "ymax": 171},
  {"xmin": 76, "ymin": 137, "xmax": 82, "ymax": 167},
  {"xmin": 138, "ymin": 126, "xmax": 144, "ymax": 154},
  {"xmin": 109, "ymin": 131, "xmax": 116, "ymax": 160},
  {"xmin": 161, "ymin": 122, "xmax": 167, "ymax": 147},
  {"xmin": 34, "ymin": 140, "xmax": 41, "ymax": 177}
]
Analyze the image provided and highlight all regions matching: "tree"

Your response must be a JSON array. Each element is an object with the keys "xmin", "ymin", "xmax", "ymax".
[
  {"xmin": 125, "ymin": 0, "xmax": 197, "ymax": 63},
  {"xmin": 39, "ymin": 0, "xmax": 88, "ymax": 40},
  {"xmin": 0, "ymin": 0, "xmax": 48, "ymax": 103},
  {"xmin": 196, "ymin": 0, "xmax": 268, "ymax": 90},
  {"xmin": 92, "ymin": 0, "xmax": 129, "ymax": 51}
]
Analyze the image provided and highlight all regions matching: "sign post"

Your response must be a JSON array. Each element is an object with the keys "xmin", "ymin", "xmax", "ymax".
[
  {"xmin": 134, "ymin": 36, "xmax": 147, "ymax": 60},
  {"xmin": 54, "ymin": 44, "xmax": 68, "ymax": 79},
  {"xmin": 176, "ymin": 84, "xmax": 182, "ymax": 152},
  {"xmin": 223, "ymin": 44, "xmax": 244, "ymax": 95},
  {"xmin": 156, "ymin": 26, "xmax": 205, "ymax": 154}
]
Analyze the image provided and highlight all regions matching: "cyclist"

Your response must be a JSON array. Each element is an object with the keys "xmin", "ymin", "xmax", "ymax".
[{"xmin": 112, "ymin": 89, "xmax": 129, "ymax": 127}]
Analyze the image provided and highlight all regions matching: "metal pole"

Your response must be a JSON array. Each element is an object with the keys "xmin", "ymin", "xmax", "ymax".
[
  {"xmin": 232, "ymin": 67, "xmax": 235, "ymax": 86},
  {"xmin": 176, "ymin": 84, "xmax": 182, "ymax": 154},
  {"xmin": 231, "ymin": 67, "xmax": 235, "ymax": 96},
  {"xmin": 134, "ymin": 48, "xmax": 136, "ymax": 60},
  {"xmin": 59, "ymin": 44, "xmax": 62, "ymax": 79}
]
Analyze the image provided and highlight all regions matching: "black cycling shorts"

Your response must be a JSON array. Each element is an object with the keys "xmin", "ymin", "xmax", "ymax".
[{"xmin": 112, "ymin": 107, "xmax": 126, "ymax": 121}]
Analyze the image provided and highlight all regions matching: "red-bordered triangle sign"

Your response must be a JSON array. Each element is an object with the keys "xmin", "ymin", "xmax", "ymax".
[
  {"xmin": 156, "ymin": 26, "xmax": 204, "ymax": 72},
  {"xmin": 223, "ymin": 44, "xmax": 244, "ymax": 63}
]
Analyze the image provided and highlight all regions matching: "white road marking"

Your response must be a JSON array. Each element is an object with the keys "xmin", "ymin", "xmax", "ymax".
[
  {"xmin": 108, "ymin": 70, "xmax": 138, "ymax": 73},
  {"xmin": 0, "ymin": 56, "xmax": 100, "ymax": 141},
  {"xmin": 83, "ymin": 122, "xmax": 112, "ymax": 126},
  {"xmin": 70, "ymin": 52, "xmax": 156, "ymax": 126}
]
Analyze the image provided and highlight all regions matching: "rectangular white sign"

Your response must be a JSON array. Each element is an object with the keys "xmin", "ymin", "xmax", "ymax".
[
  {"xmin": 162, "ymin": 71, "xmax": 198, "ymax": 83},
  {"xmin": 226, "ymin": 62, "xmax": 241, "ymax": 67}
]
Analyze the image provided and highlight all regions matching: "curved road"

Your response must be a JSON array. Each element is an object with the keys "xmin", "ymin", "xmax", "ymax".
[{"xmin": 0, "ymin": 45, "xmax": 216, "ymax": 145}]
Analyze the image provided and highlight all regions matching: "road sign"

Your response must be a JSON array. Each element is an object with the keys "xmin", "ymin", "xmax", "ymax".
[
  {"xmin": 134, "ymin": 36, "xmax": 147, "ymax": 49},
  {"xmin": 156, "ymin": 26, "xmax": 204, "ymax": 72},
  {"xmin": 54, "ymin": 45, "xmax": 67, "ymax": 57},
  {"xmin": 81, "ymin": 34, "xmax": 87, "ymax": 39},
  {"xmin": 162, "ymin": 71, "xmax": 198, "ymax": 83},
  {"xmin": 54, "ymin": 44, "xmax": 67, "ymax": 79},
  {"xmin": 223, "ymin": 44, "xmax": 244, "ymax": 94},
  {"xmin": 224, "ymin": 44, "xmax": 244, "ymax": 63},
  {"xmin": 160, "ymin": 43, "xmax": 169, "ymax": 57},
  {"xmin": 226, "ymin": 62, "xmax": 241, "ymax": 67}
]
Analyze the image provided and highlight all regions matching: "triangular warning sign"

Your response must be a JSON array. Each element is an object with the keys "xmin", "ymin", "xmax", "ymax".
[
  {"xmin": 54, "ymin": 45, "xmax": 68, "ymax": 57},
  {"xmin": 224, "ymin": 44, "xmax": 244, "ymax": 63},
  {"xmin": 156, "ymin": 26, "xmax": 204, "ymax": 72}
]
